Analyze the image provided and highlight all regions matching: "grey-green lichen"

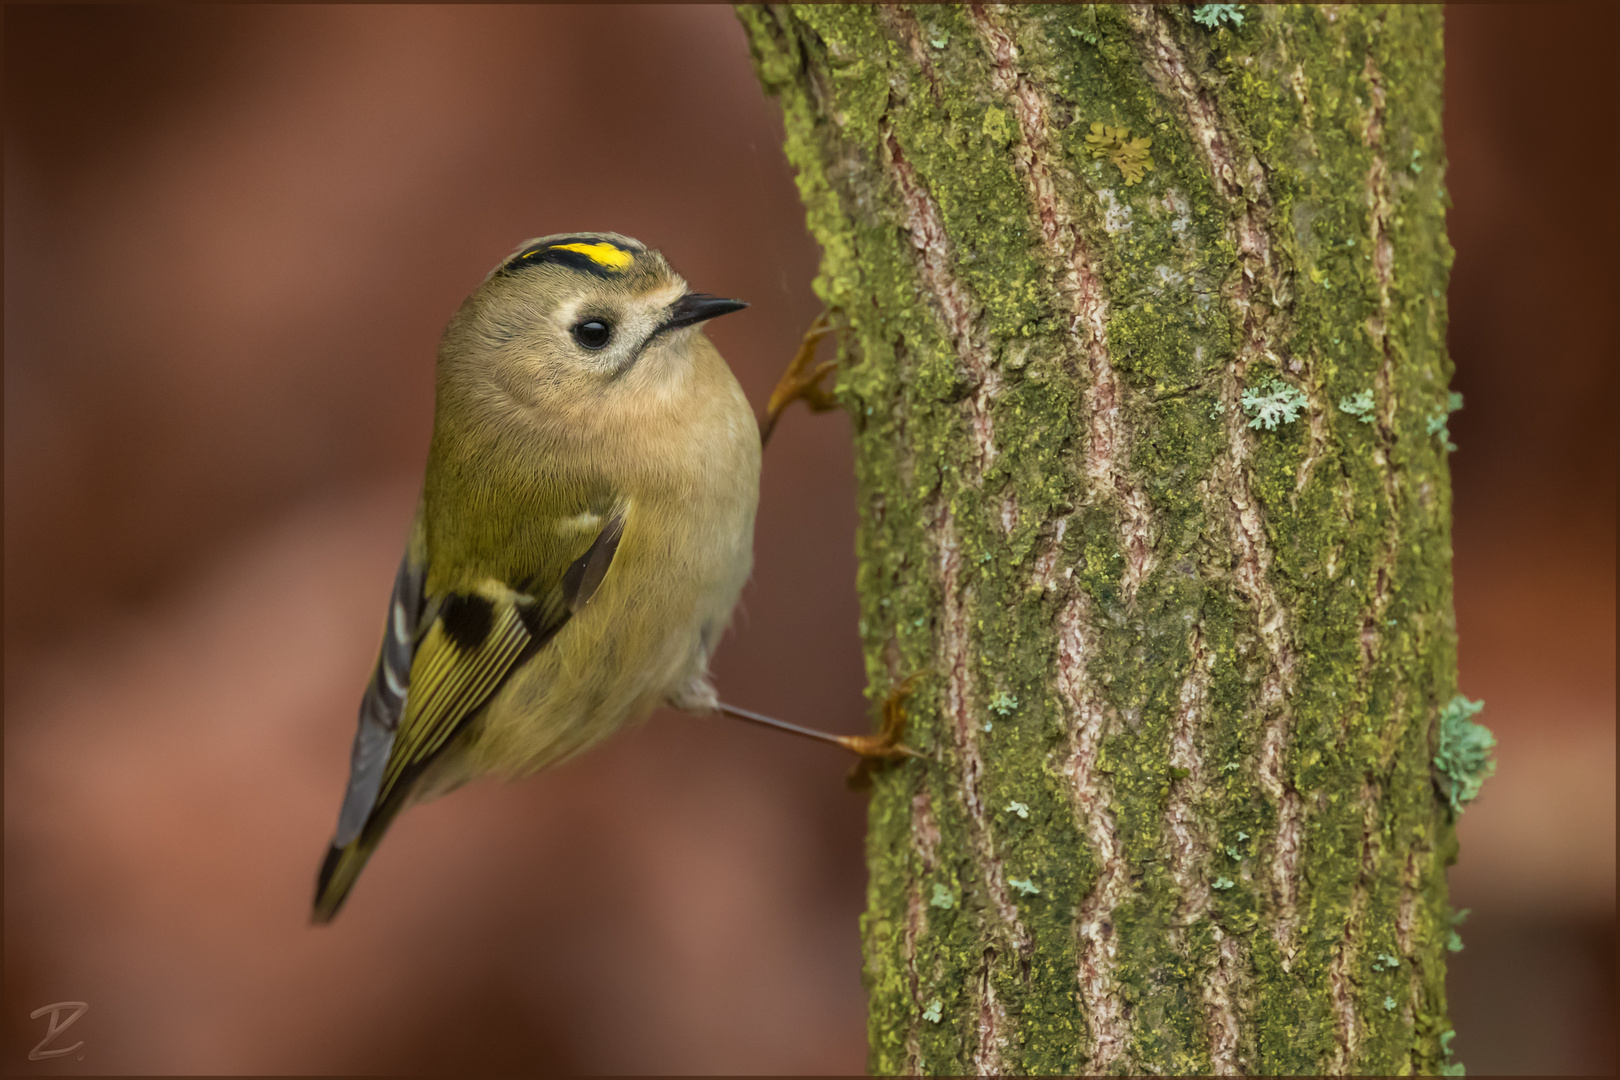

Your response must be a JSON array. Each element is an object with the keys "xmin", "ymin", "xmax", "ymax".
[
  {"xmin": 1433, "ymin": 695, "xmax": 1495, "ymax": 814},
  {"xmin": 1446, "ymin": 906, "xmax": 1470, "ymax": 952},
  {"xmin": 738, "ymin": 3, "xmax": 1461, "ymax": 1074},
  {"xmin": 1240, "ymin": 377, "xmax": 1310, "ymax": 430},
  {"xmin": 1191, "ymin": 4, "xmax": 1246, "ymax": 31},
  {"xmin": 1427, "ymin": 390, "xmax": 1464, "ymax": 451},
  {"xmin": 1339, "ymin": 389, "xmax": 1377, "ymax": 422},
  {"xmin": 1439, "ymin": 1028, "xmax": 1465, "ymax": 1075}
]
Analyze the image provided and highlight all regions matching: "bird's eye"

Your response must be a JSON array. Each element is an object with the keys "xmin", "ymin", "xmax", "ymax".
[{"xmin": 572, "ymin": 319, "xmax": 612, "ymax": 350}]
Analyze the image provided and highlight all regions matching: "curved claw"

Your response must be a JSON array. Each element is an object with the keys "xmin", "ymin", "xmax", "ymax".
[
  {"xmin": 833, "ymin": 733, "xmax": 923, "ymax": 761},
  {"xmin": 846, "ymin": 671, "xmax": 929, "ymax": 788},
  {"xmin": 761, "ymin": 309, "xmax": 845, "ymax": 447}
]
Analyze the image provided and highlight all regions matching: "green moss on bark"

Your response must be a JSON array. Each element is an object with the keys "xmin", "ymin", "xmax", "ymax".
[{"xmin": 740, "ymin": 4, "xmax": 1463, "ymax": 1074}]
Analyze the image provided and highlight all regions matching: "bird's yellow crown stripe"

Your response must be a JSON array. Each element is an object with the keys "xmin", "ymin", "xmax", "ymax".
[{"xmin": 549, "ymin": 242, "xmax": 634, "ymax": 271}]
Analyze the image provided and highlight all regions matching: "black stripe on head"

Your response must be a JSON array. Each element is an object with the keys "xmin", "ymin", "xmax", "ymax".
[
  {"xmin": 501, "ymin": 237, "xmax": 639, "ymax": 279},
  {"xmin": 439, "ymin": 593, "xmax": 495, "ymax": 653}
]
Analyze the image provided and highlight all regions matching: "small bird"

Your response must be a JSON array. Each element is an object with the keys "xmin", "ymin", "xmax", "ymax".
[{"xmin": 313, "ymin": 233, "xmax": 760, "ymax": 921}]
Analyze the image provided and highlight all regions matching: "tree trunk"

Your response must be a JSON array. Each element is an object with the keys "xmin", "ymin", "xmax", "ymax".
[{"xmin": 739, "ymin": 4, "xmax": 1464, "ymax": 1074}]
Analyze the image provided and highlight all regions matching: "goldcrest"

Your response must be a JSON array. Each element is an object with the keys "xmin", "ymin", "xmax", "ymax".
[{"xmin": 315, "ymin": 233, "xmax": 758, "ymax": 922}]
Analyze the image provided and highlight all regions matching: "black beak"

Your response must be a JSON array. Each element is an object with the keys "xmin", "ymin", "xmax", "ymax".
[{"xmin": 661, "ymin": 292, "xmax": 748, "ymax": 332}]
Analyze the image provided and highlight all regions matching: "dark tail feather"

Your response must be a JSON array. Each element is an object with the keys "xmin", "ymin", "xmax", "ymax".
[
  {"xmin": 312, "ymin": 782, "xmax": 412, "ymax": 924},
  {"xmin": 312, "ymin": 839, "xmax": 377, "ymax": 924}
]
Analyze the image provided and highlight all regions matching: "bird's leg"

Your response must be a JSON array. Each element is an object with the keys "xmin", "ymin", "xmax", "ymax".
[
  {"xmin": 759, "ymin": 309, "xmax": 842, "ymax": 447},
  {"xmin": 844, "ymin": 673, "xmax": 928, "ymax": 790},
  {"xmin": 717, "ymin": 673, "xmax": 925, "ymax": 775}
]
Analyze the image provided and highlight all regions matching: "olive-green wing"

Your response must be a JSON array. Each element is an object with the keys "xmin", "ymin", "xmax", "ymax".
[{"xmin": 314, "ymin": 508, "xmax": 625, "ymax": 922}]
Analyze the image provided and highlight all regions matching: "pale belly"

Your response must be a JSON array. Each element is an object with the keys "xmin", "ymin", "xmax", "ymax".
[{"xmin": 447, "ymin": 483, "xmax": 755, "ymax": 784}]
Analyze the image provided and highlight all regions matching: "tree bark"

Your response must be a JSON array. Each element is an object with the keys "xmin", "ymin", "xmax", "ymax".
[{"xmin": 739, "ymin": 5, "xmax": 1462, "ymax": 1074}]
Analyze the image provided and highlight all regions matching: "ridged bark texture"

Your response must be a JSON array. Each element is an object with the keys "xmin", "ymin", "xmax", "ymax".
[{"xmin": 739, "ymin": 5, "xmax": 1461, "ymax": 1074}]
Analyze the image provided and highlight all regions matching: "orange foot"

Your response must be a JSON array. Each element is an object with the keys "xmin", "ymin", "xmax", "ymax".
[
  {"xmin": 760, "ymin": 309, "xmax": 842, "ymax": 447},
  {"xmin": 715, "ymin": 672, "xmax": 926, "ymax": 789},
  {"xmin": 847, "ymin": 672, "xmax": 927, "ymax": 790}
]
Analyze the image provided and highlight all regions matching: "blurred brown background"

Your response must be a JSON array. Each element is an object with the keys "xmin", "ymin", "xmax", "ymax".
[{"xmin": 4, "ymin": 6, "xmax": 1612, "ymax": 1074}]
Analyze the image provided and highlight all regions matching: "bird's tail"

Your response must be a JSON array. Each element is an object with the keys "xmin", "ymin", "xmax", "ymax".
[
  {"xmin": 312, "ymin": 790, "xmax": 409, "ymax": 924},
  {"xmin": 312, "ymin": 839, "xmax": 377, "ymax": 924}
]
